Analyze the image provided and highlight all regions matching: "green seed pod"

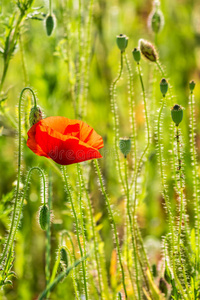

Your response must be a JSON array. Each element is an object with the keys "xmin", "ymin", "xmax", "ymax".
[
  {"xmin": 60, "ymin": 247, "xmax": 68, "ymax": 268},
  {"xmin": 139, "ymin": 39, "xmax": 158, "ymax": 62},
  {"xmin": 159, "ymin": 278, "xmax": 168, "ymax": 296},
  {"xmin": 116, "ymin": 34, "xmax": 128, "ymax": 52},
  {"xmin": 132, "ymin": 48, "xmax": 141, "ymax": 63},
  {"xmin": 29, "ymin": 106, "xmax": 42, "ymax": 126},
  {"xmin": 45, "ymin": 14, "xmax": 55, "ymax": 36},
  {"xmin": 160, "ymin": 78, "xmax": 168, "ymax": 96},
  {"xmin": 118, "ymin": 292, "xmax": 122, "ymax": 300},
  {"xmin": 152, "ymin": 264, "xmax": 157, "ymax": 277},
  {"xmin": 189, "ymin": 80, "xmax": 196, "ymax": 92},
  {"xmin": 119, "ymin": 137, "xmax": 131, "ymax": 158},
  {"xmin": 164, "ymin": 261, "xmax": 172, "ymax": 284},
  {"xmin": 39, "ymin": 205, "xmax": 48, "ymax": 231},
  {"xmin": 171, "ymin": 104, "xmax": 183, "ymax": 126}
]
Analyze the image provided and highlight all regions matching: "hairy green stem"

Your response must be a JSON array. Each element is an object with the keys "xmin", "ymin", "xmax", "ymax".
[
  {"xmin": 124, "ymin": 158, "xmax": 140, "ymax": 299},
  {"xmin": 1, "ymin": 167, "xmax": 46, "ymax": 280},
  {"xmin": 157, "ymin": 97, "xmax": 186, "ymax": 297},
  {"xmin": 110, "ymin": 50, "xmax": 126, "ymax": 191},
  {"xmin": 62, "ymin": 166, "xmax": 88, "ymax": 300},
  {"xmin": 45, "ymin": 172, "xmax": 51, "ymax": 287},
  {"xmin": 0, "ymin": 87, "xmax": 37, "ymax": 267},
  {"xmin": 94, "ymin": 160, "xmax": 128, "ymax": 299},
  {"xmin": 189, "ymin": 90, "xmax": 200, "ymax": 264},
  {"xmin": 79, "ymin": 165, "xmax": 104, "ymax": 298}
]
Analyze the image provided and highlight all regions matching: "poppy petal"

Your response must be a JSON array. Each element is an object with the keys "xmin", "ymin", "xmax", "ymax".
[
  {"xmin": 34, "ymin": 123, "xmax": 102, "ymax": 165},
  {"xmin": 27, "ymin": 123, "xmax": 50, "ymax": 158}
]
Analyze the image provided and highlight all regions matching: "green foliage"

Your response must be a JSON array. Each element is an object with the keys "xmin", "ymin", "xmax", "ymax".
[{"xmin": 1, "ymin": 0, "xmax": 200, "ymax": 299}]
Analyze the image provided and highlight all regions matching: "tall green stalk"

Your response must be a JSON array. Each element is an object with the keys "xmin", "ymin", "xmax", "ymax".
[
  {"xmin": 79, "ymin": 165, "xmax": 104, "ymax": 298},
  {"xmin": 157, "ymin": 97, "xmax": 186, "ymax": 298},
  {"xmin": 189, "ymin": 88, "xmax": 200, "ymax": 264},
  {"xmin": 94, "ymin": 160, "xmax": 128, "ymax": 299},
  {"xmin": 0, "ymin": 87, "xmax": 37, "ymax": 268},
  {"xmin": 62, "ymin": 166, "xmax": 89, "ymax": 300}
]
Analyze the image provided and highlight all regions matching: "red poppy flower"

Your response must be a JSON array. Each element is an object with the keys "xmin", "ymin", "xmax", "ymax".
[{"xmin": 27, "ymin": 116, "xmax": 104, "ymax": 165}]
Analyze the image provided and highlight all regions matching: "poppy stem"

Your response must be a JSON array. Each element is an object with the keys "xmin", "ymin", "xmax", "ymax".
[
  {"xmin": 124, "ymin": 157, "xmax": 141, "ymax": 299},
  {"xmin": 1, "ymin": 167, "xmax": 46, "ymax": 280},
  {"xmin": 0, "ymin": 88, "xmax": 38, "ymax": 269},
  {"xmin": 62, "ymin": 166, "xmax": 89, "ymax": 300},
  {"xmin": 94, "ymin": 160, "xmax": 128, "ymax": 299},
  {"xmin": 189, "ymin": 88, "xmax": 200, "ymax": 274},
  {"xmin": 45, "ymin": 172, "xmax": 51, "ymax": 290},
  {"xmin": 110, "ymin": 51, "xmax": 126, "ymax": 192},
  {"xmin": 78, "ymin": 164, "xmax": 104, "ymax": 298},
  {"xmin": 157, "ymin": 96, "xmax": 186, "ymax": 297}
]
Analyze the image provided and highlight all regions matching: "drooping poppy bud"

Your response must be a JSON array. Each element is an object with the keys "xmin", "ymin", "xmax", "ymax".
[
  {"xmin": 164, "ymin": 261, "xmax": 172, "ymax": 284},
  {"xmin": 119, "ymin": 137, "xmax": 131, "ymax": 158},
  {"xmin": 29, "ymin": 106, "xmax": 43, "ymax": 127},
  {"xmin": 45, "ymin": 14, "xmax": 56, "ymax": 36},
  {"xmin": 171, "ymin": 104, "xmax": 183, "ymax": 126},
  {"xmin": 139, "ymin": 39, "xmax": 158, "ymax": 62},
  {"xmin": 189, "ymin": 80, "xmax": 196, "ymax": 92},
  {"xmin": 60, "ymin": 247, "xmax": 68, "ymax": 268},
  {"xmin": 39, "ymin": 205, "xmax": 49, "ymax": 230},
  {"xmin": 132, "ymin": 48, "xmax": 141, "ymax": 63},
  {"xmin": 159, "ymin": 278, "xmax": 168, "ymax": 296},
  {"xmin": 116, "ymin": 34, "xmax": 128, "ymax": 52},
  {"xmin": 160, "ymin": 78, "xmax": 168, "ymax": 96},
  {"xmin": 148, "ymin": 0, "xmax": 164, "ymax": 34}
]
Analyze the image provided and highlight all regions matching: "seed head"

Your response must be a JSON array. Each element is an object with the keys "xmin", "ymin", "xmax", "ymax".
[
  {"xmin": 119, "ymin": 137, "xmax": 131, "ymax": 158},
  {"xmin": 189, "ymin": 80, "xmax": 196, "ymax": 92},
  {"xmin": 160, "ymin": 78, "xmax": 168, "ymax": 96},
  {"xmin": 132, "ymin": 48, "xmax": 141, "ymax": 63},
  {"xmin": 139, "ymin": 39, "xmax": 158, "ymax": 62},
  {"xmin": 116, "ymin": 34, "xmax": 129, "ymax": 52},
  {"xmin": 171, "ymin": 104, "xmax": 183, "ymax": 126}
]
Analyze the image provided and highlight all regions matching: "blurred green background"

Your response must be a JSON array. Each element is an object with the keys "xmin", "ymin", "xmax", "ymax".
[{"xmin": 1, "ymin": 0, "xmax": 200, "ymax": 298}]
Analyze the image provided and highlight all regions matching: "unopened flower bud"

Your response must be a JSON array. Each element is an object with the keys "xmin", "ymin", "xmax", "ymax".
[
  {"xmin": 164, "ymin": 261, "xmax": 172, "ymax": 284},
  {"xmin": 139, "ymin": 39, "xmax": 158, "ymax": 62},
  {"xmin": 132, "ymin": 48, "xmax": 141, "ymax": 63},
  {"xmin": 119, "ymin": 137, "xmax": 131, "ymax": 158},
  {"xmin": 148, "ymin": 10, "xmax": 164, "ymax": 33},
  {"xmin": 29, "ymin": 106, "xmax": 42, "ymax": 126},
  {"xmin": 160, "ymin": 78, "xmax": 168, "ymax": 96},
  {"xmin": 159, "ymin": 278, "xmax": 167, "ymax": 296},
  {"xmin": 116, "ymin": 34, "xmax": 128, "ymax": 52},
  {"xmin": 171, "ymin": 104, "xmax": 183, "ymax": 126},
  {"xmin": 60, "ymin": 247, "xmax": 68, "ymax": 268},
  {"xmin": 45, "ymin": 14, "xmax": 55, "ymax": 36},
  {"xmin": 39, "ymin": 205, "xmax": 48, "ymax": 231},
  {"xmin": 189, "ymin": 80, "xmax": 196, "ymax": 92}
]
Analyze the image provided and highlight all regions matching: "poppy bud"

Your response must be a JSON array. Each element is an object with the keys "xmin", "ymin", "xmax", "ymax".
[
  {"xmin": 160, "ymin": 78, "xmax": 168, "ymax": 96},
  {"xmin": 189, "ymin": 80, "xmax": 196, "ymax": 92},
  {"xmin": 132, "ymin": 48, "xmax": 141, "ymax": 63},
  {"xmin": 152, "ymin": 264, "xmax": 157, "ymax": 277},
  {"xmin": 171, "ymin": 104, "xmax": 183, "ymax": 126},
  {"xmin": 139, "ymin": 39, "xmax": 158, "ymax": 62},
  {"xmin": 118, "ymin": 292, "xmax": 122, "ymax": 300},
  {"xmin": 60, "ymin": 247, "xmax": 68, "ymax": 268},
  {"xmin": 164, "ymin": 261, "xmax": 172, "ymax": 284},
  {"xmin": 119, "ymin": 137, "xmax": 131, "ymax": 158},
  {"xmin": 29, "ymin": 106, "xmax": 42, "ymax": 126},
  {"xmin": 116, "ymin": 34, "xmax": 128, "ymax": 52},
  {"xmin": 148, "ymin": 9, "xmax": 164, "ymax": 34},
  {"xmin": 159, "ymin": 278, "xmax": 168, "ymax": 296},
  {"xmin": 45, "ymin": 14, "xmax": 55, "ymax": 36},
  {"xmin": 39, "ymin": 205, "xmax": 48, "ymax": 230}
]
